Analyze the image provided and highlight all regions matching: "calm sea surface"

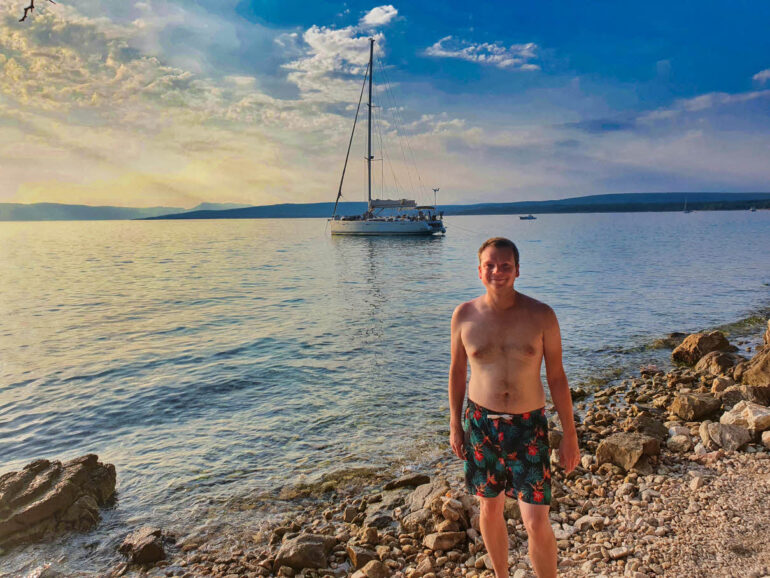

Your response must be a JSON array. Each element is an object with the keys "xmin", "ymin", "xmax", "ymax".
[{"xmin": 1, "ymin": 212, "xmax": 769, "ymax": 572}]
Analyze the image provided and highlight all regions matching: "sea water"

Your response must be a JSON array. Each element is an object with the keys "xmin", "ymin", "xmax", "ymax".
[{"xmin": 1, "ymin": 211, "xmax": 769, "ymax": 572}]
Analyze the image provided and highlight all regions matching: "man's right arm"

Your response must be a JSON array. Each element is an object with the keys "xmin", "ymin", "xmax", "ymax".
[{"xmin": 449, "ymin": 304, "xmax": 468, "ymax": 460}]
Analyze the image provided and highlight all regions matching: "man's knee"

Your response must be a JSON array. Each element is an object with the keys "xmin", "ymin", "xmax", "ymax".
[
  {"xmin": 478, "ymin": 493, "xmax": 506, "ymax": 519},
  {"xmin": 520, "ymin": 504, "xmax": 552, "ymax": 537}
]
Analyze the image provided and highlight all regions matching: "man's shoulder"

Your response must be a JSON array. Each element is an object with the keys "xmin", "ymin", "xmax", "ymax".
[
  {"xmin": 453, "ymin": 296, "xmax": 483, "ymax": 319},
  {"xmin": 517, "ymin": 292, "xmax": 555, "ymax": 316}
]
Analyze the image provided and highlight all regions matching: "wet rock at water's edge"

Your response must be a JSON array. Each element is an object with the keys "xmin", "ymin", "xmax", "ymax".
[{"xmin": 0, "ymin": 454, "xmax": 116, "ymax": 549}]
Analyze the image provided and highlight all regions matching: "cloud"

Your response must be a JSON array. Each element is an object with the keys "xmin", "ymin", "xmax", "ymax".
[
  {"xmin": 641, "ymin": 89, "xmax": 770, "ymax": 121},
  {"xmin": 280, "ymin": 8, "xmax": 401, "ymax": 103},
  {"xmin": 361, "ymin": 5, "xmax": 398, "ymax": 27},
  {"xmin": 753, "ymin": 68, "xmax": 770, "ymax": 85},
  {"xmin": 425, "ymin": 36, "xmax": 539, "ymax": 71}
]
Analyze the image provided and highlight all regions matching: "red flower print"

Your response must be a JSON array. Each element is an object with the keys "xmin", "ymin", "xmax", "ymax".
[
  {"xmin": 533, "ymin": 490, "xmax": 544, "ymax": 503},
  {"xmin": 527, "ymin": 442, "xmax": 538, "ymax": 456},
  {"xmin": 474, "ymin": 409, "xmax": 482, "ymax": 420},
  {"xmin": 474, "ymin": 447, "xmax": 484, "ymax": 462},
  {"xmin": 522, "ymin": 412, "xmax": 530, "ymax": 420},
  {"xmin": 498, "ymin": 431, "xmax": 505, "ymax": 442}
]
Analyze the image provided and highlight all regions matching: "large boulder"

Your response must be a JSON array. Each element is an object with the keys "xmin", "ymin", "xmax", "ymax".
[
  {"xmin": 699, "ymin": 421, "xmax": 752, "ymax": 452},
  {"xmin": 622, "ymin": 412, "xmax": 668, "ymax": 440},
  {"xmin": 741, "ymin": 348, "xmax": 770, "ymax": 387},
  {"xmin": 670, "ymin": 393, "xmax": 721, "ymax": 421},
  {"xmin": 596, "ymin": 433, "xmax": 660, "ymax": 472},
  {"xmin": 672, "ymin": 332, "xmax": 735, "ymax": 365},
  {"xmin": 0, "ymin": 454, "xmax": 116, "ymax": 548},
  {"xmin": 118, "ymin": 527, "xmax": 169, "ymax": 565},
  {"xmin": 346, "ymin": 543, "xmax": 378, "ymax": 570},
  {"xmin": 384, "ymin": 474, "xmax": 430, "ymax": 491},
  {"xmin": 423, "ymin": 531, "xmax": 466, "ymax": 551},
  {"xmin": 720, "ymin": 401, "xmax": 770, "ymax": 433},
  {"xmin": 717, "ymin": 384, "xmax": 770, "ymax": 408},
  {"xmin": 274, "ymin": 533, "xmax": 338, "ymax": 571},
  {"xmin": 765, "ymin": 320, "xmax": 770, "ymax": 346},
  {"xmin": 404, "ymin": 477, "xmax": 449, "ymax": 513},
  {"xmin": 694, "ymin": 351, "xmax": 744, "ymax": 376}
]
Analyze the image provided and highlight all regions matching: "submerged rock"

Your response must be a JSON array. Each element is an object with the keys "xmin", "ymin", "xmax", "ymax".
[
  {"xmin": 118, "ymin": 526, "xmax": 169, "ymax": 565},
  {"xmin": 0, "ymin": 454, "xmax": 116, "ymax": 548}
]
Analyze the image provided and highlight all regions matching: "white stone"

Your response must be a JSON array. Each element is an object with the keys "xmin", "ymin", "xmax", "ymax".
[
  {"xmin": 668, "ymin": 425, "xmax": 691, "ymax": 437},
  {"xmin": 720, "ymin": 401, "xmax": 770, "ymax": 432}
]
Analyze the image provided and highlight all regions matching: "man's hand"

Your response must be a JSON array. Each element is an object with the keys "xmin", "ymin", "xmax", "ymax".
[
  {"xmin": 450, "ymin": 422, "xmax": 465, "ymax": 460},
  {"xmin": 559, "ymin": 432, "xmax": 580, "ymax": 473}
]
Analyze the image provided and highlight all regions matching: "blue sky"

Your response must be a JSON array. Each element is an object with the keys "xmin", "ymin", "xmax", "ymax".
[{"xmin": 1, "ymin": 0, "xmax": 768, "ymax": 207}]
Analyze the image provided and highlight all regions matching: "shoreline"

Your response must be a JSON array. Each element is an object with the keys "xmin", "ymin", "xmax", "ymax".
[{"xmin": 3, "ymin": 314, "xmax": 770, "ymax": 577}]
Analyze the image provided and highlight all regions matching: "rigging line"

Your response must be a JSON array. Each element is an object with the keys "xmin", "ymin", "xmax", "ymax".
[
  {"xmin": 374, "ymin": 99, "xmax": 402, "ymax": 197},
  {"xmin": 380, "ymin": 61, "xmax": 429, "ymax": 201},
  {"xmin": 377, "ymin": 96, "xmax": 404, "ymax": 198},
  {"xmin": 374, "ymin": 100, "xmax": 385, "ymax": 198},
  {"xmin": 332, "ymin": 61, "xmax": 369, "ymax": 219},
  {"xmin": 382, "ymin": 60, "xmax": 428, "ymax": 202},
  {"xmin": 378, "ymin": 61, "xmax": 429, "ymax": 202},
  {"xmin": 376, "ymin": 59, "xmax": 419, "ymax": 199}
]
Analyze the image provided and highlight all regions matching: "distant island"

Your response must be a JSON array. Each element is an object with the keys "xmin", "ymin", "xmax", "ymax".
[{"xmin": 1, "ymin": 193, "xmax": 768, "ymax": 221}]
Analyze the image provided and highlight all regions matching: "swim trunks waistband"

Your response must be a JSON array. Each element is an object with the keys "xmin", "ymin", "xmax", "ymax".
[{"xmin": 467, "ymin": 398, "xmax": 546, "ymax": 420}]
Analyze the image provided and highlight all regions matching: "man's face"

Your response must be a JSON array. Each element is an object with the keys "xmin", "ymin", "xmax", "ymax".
[{"xmin": 478, "ymin": 246, "xmax": 519, "ymax": 290}]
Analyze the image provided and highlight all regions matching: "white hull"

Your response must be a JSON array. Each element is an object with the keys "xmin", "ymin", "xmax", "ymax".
[{"xmin": 329, "ymin": 219, "xmax": 443, "ymax": 236}]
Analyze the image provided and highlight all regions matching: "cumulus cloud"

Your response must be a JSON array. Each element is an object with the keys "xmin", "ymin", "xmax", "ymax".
[
  {"xmin": 753, "ymin": 68, "xmax": 770, "ymax": 85},
  {"xmin": 425, "ymin": 36, "xmax": 539, "ymax": 70},
  {"xmin": 280, "ymin": 7, "xmax": 402, "ymax": 104},
  {"xmin": 361, "ymin": 5, "xmax": 397, "ymax": 27}
]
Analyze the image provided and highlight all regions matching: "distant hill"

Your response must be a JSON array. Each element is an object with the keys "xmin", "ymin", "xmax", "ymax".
[
  {"xmin": 189, "ymin": 202, "xmax": 253, "ymax": 212},
  {"xmin": 448, "ymin": 192, "xmax": 770, "ymax": 215},
  {"xmin": 2, "ymin": 193, "xmax": 768, "ymax": 221},
  {"xmin": 0, "ymin": 203, "xmax": 187, "ymax": 221},
  {"xmin": 145, "ymin": 192, "xmax": 770, "ymax": 220}
]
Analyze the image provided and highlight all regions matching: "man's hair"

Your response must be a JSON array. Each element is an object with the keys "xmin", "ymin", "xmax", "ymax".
[{"xmin": 478, "ymin": 237, "xmax": 519, "ymax": 266}]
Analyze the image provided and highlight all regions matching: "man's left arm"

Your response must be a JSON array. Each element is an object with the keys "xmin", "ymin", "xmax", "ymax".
[{"xmin": 543, "ymin": 306, "xmax": 580, "ymax": 473}]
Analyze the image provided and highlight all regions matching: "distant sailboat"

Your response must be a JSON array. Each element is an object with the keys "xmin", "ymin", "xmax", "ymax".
[
  {"xmin": 329, "ymin": 38, "xmax": 446, "ymax": 236},
  {"xmin": 683, "ymin": 198, "xmax": 692, "ymax": 213},
  {"xmin": 519, "ymin": 214, "xmax": 536, "ymax": 220}
]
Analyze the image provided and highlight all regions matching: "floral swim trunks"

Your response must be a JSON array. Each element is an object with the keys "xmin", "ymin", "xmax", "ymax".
[{"xmin": 463, "ymin": 398, "xmax": 551, "ymax": 504}]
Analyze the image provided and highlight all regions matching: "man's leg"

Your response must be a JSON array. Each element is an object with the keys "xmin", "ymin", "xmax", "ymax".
[
  {"xmin": 519, "ymin": 501, "xmax": 556, "ymax": 578},
  {"xmin": 478, "ymin": 492, "xmax": 508, "ymax": 578}
]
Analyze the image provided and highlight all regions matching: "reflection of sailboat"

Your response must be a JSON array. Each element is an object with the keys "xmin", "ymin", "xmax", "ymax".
[
  {"xmin": 329, "ymin": 38, "xmax": 446, "ymax": 236},
  {"xmin": 683, "ymin": 198, "xmax": 692, "ymax": 213}
]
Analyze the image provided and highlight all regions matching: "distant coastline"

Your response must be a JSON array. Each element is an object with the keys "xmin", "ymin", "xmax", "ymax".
[{"xmin": 1, "ymin": 193, "xmax": 769, "ymax": 221}]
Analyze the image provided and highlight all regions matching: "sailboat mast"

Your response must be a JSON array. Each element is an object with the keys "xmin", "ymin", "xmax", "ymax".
[{"xmin": 367, "ymin": 37, "xmax": 374, "ymax": 210}]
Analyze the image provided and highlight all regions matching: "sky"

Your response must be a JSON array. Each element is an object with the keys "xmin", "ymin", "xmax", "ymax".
[{"xmin": 1, "ymin": 0, "xmax": 769, "ymax": 208}]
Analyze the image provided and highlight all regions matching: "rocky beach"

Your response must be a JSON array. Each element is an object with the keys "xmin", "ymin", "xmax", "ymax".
[{"xmin": 3, "ymin": 320, "xmax": 770, "ymax": 578}]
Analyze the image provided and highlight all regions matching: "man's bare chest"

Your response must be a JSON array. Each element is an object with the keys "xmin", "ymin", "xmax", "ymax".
[{"xmin": 462, "ymin": 319, "xmax": 542, "ymax": 362}]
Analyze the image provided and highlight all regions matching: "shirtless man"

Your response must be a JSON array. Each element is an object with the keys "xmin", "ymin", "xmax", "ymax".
[{"xmin": 449, "ymin": 237, "xmax": 580, "ymax": 578}]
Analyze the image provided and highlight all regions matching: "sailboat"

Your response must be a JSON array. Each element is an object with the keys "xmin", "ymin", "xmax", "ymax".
[
  {"xmin": 683, "ymin": 197, "xmax": 692, "ymax": 213},
  {"xmin": 329, "ymin": 38, "xmax": 446, "ymax": 236}
]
